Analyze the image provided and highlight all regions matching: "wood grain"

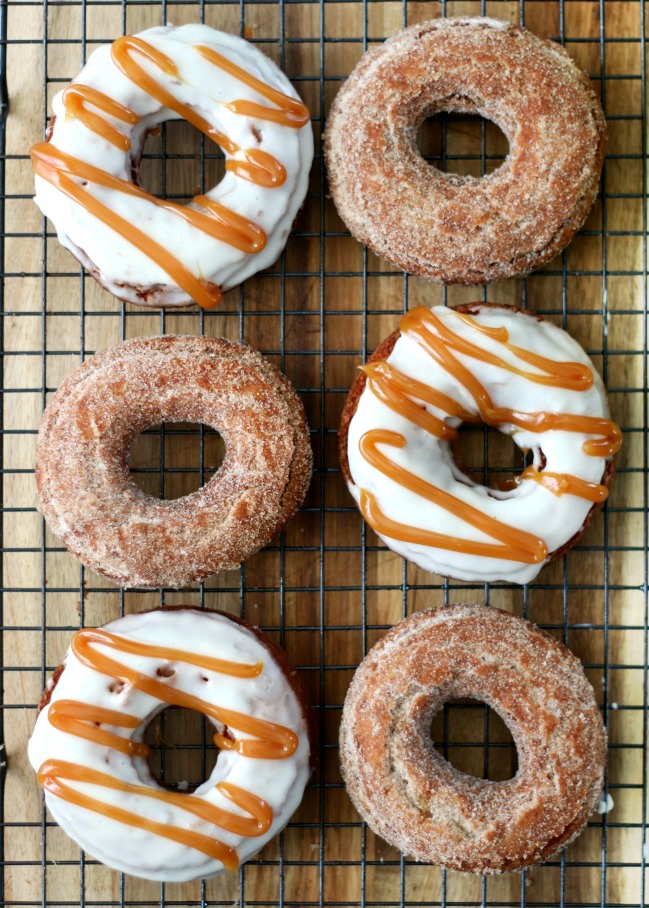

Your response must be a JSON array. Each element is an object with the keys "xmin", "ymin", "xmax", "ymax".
[{"xmin": 3, "ymin": 1, "xmax": 647, "ymax": 906}]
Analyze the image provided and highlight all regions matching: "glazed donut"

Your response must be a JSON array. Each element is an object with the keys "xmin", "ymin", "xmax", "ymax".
[
  {"xmin": 340, "ymin": 604, "xmax": 607, "ymax": 873},
  {"xmin": 36, "ymin": 335, "xmax": 312, "ymax": 588},
  {"xmin": 31, "ymin": 24, "xmax": 313, "ymax": 308},
  {"xmin": 325, "ymin": 17, "xmax": 606, "ymax": 284},
  {"xmin": 339, "ymin": 304, "xmax": 620, "ymax": 584},
  {"xmin": 29, "ymin": 607, "xmax": 311, "ymax": 881}
]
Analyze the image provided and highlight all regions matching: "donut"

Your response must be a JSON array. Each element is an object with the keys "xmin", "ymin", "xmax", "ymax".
[
  {"xmin": 325, "ymin": 17, "xmax": 606, "ymax": 285},
  {"xmin": 36, "ymin": 335, "xmax": 312, "ymax": 588},
  {"xmin": 340, "ymin": 604, "xmax": 607, "ymax": 873},
  {"xmin": 31, "ymin": 24, "xmax": 313, "ymax": 308},
  {"xmin": 28, "ymin": 607, "xmax": 311, "ymax": 881},
  {"xmin": 339, "ymin": 304, "xmax": 621, "ymax": 584}
]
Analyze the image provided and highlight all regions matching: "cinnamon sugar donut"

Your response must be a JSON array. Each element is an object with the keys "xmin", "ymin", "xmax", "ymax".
[
  {"xmin": 32, "ymin": 24, "xmax": 313, "ymax": 308},
  {"xmin": 339, "ymin": 304, "xmax": 620, "ymax": 584},
  {"xmin": 325, "ymin": 17, "xmax": 606, "ymax": 284},
  {"xmin": 29, "ymin": 607, "xmax": 312, "ymax": 881},
  {"xmin": 340, "ymin": 604, "xmax": 607, "ymax": 873},
  {"xmin": 36, "ymin": 336, "xmax": 312, "ymax": 587}
]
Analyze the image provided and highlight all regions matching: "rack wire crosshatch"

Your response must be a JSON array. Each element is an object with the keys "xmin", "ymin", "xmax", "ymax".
[{"xmin": 1, "ymin": 0, "xmax": 647, "ymax": 906}]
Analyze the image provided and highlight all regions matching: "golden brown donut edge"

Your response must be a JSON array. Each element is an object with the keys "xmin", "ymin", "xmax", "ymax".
[
  {"xmin": 339, "ymin": 603, "xmax": 607, "ymax": 873},
  {"xmin": 324, "ymin": 17, "xmax": 606, "ymax": 285},
  {"xmin": 36, "ymin": 336, "xmax": 313, "ymax": 588}
]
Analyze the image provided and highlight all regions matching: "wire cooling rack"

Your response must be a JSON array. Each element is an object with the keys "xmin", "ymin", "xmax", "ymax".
[{"xmin": 2, "ymin": 0, "xmax": 648, "ymax": 906}]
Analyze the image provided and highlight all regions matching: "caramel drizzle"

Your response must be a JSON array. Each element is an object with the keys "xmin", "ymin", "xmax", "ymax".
[
  {"xmin": 401, "ymin": 308, "xmax": 622, "ymax": 457},
  {"xmin": 62, "ymin": 85, "xmax": 140, "ymax": 151},
  {"xmin": 32, "ymin": 144, "xmax": 225, "ymax": 309},
  {"xmin": 111, "ymin": 37, "xmax": 291, "ymax": 187},
  {"xmin": 38, "ymin": 760, "xmax": 272, "ymax": 870},
  {"xmin": 361, "ymin": 361, "xmax": 477, "ymax": 441},
  {"xmin": 194, "ymin": 45, "xmax": 310, "ymax": 129},
  {"xmin": 357, "ymin": 308, "xmax": 622, "ymax": 563},
  {"xmin": 40, "ymin": 628, "xmax": 298, "ymax": 867},
  {"xmin": 502, "ymin": 466, "xmax": 609, "ymax": 503},
  {"xmin": 48, "ymin": 700, "xmax": 150, "ymax": 757},
  {"xmin": 32, "ymin": 34, "xmax": 310, "ymax": 308},
  {"xmin": 360, "ymin": 430, "xmax": 548, "ymax": 564}
]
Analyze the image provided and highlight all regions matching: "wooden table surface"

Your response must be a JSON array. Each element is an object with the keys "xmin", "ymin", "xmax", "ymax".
[{"xmin": 3, "ymin": 1, "xmax": 648, "ymax": 906}]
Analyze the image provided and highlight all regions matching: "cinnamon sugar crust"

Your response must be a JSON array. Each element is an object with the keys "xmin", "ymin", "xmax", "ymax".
[
  {"xmin": 338, "ymin": 304, "xmax": 616, "ymax": 577},
  {"xmin": 36, "ymin": 336, "xmax": 313, "ymax": 588},
  {"xmin": 339, "ymin": 604, "xmax": 607, "ymax": 873},
  {"xmin": 325, "ymin": 17, "xmax": 606, "ymax": 285}
]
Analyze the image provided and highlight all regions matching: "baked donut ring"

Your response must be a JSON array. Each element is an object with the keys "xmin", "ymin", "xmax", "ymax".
[
  {"xmin": 31, "ymin": 24, "xmax": 313, "ymax": 308},
  {"xmin": 36, "ymin": 336, "xmax": 312, "ymax": 588},
  {"xmin": 339, "ymin": 304, "xmax": 620, "ymax": 584},
  {"xmin": 340, "ymin": 604, "xmax": 607, "ymax": 873},
  {"xmin": 325, "ymin": 17, "xmax": 606, "ymax": 284},
  {"xmin": 29, "ymin": 607, "xmax": 311, "ymax": 881}
]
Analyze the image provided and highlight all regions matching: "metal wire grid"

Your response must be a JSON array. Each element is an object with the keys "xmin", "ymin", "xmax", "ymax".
[{"xmin": 1, "ymin": 0, "xmax": 647, "ymax": 906}]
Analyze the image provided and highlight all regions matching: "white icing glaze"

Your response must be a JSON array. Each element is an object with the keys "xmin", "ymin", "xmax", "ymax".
[
  {"xmin": 346, "ymin": 305, "xmax": 617, "ymax": 584},
  {"xmin": 28, "ymin": 609, "xmax": 310, "ymax": 881},
  {"xmin": 33, "ymin": 24, "xmax": 313, "ymax": 307}
]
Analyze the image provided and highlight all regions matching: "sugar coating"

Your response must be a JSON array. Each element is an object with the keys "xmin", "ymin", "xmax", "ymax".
[
  {"xmin": 325, "ymin": 17, "xmax": 606, "ymax": 285},
  {"xmin": 340, "ymin": 604, "xmax": 607, "ymax": 873},
  {"xmin": 36, "ymin": 336, "xmax": 313, "ymax": 588}
]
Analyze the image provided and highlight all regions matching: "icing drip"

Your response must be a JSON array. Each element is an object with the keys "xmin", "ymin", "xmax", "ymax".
[
  {"xmin": 32, "ymin": 32, "xmax": 310, "ymax": 308},
  {"xmin": 38, "ymin": 627, "xmax": 297, "ymax": 867},
  {"xmin": 352, "ymin": 306, "xmax": 621, "ymax": 577}
]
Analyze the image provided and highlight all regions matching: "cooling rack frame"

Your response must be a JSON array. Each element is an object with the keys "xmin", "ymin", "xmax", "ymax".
[{"xmin": 1, "ymin": 0, "xmax": 648, "ymax": 906}]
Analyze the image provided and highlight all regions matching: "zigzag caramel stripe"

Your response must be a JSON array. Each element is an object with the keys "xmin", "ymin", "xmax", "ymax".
[
  {"xmin": 31, "ymin": 35, "xmax": 309, "ymax": 309},
  {"xmin": 39, "ymin": 628, "xmax": 299, "ymax": 868},
  {"xmin": 358, "ymin": 308, "xmax": 621, "ymax": 563}
]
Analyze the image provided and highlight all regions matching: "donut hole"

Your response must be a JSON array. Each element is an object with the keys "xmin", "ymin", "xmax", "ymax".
[
  {"xmin": 138, "ymin": 120, "xmax": 226, "ymax": 205},
  {"xmin": 451, "ymin": 421, "xmax": 538, "ymax": 494},
  {"xmin": 129, "ymin": 422, "xmax": 226, "ymax": 499},
  {"xmin": 145, "ymin": 706, "xmax": 220, "ymax": 793},
  {"xmin": 417, "ymin": 112, "xmax": 509, "ymax": 178},
  {"xmin": 430, "ymin": 698, "xmax": 518, "ymax": 782}
]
